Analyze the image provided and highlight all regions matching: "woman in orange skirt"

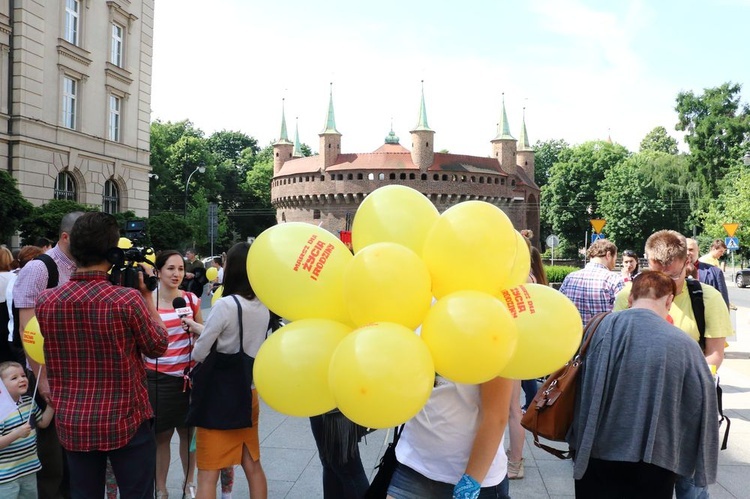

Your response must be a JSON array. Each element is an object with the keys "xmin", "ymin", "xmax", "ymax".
[{"xmin": 183, "ymin": 242, "xmax": 270, "ymax": 499}]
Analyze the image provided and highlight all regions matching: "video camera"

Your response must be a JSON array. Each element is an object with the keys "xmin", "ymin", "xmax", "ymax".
[{"xmin": 106, "ymin": 220, "xmax": 158, "ymax": 291}]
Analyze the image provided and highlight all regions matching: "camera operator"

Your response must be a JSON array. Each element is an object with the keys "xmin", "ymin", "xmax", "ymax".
[{"xmin": 35, "ymin": 212, "xmax": 168, "ymax": 497}]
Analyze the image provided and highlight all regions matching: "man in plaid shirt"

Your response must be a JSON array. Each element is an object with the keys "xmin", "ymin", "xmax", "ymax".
[
  {"xmin": 559, "ymin": 239, "xmax": 624, "ymax": 324},
  {"xmin": 36, "ymin": 212, "xmax": 168, "ymax": 497}
]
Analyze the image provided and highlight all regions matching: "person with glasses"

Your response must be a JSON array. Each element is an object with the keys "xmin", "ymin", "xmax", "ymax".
[
  {"xmin": 613, "ymin": 229, "xmax": 730, "ymax": 499},
  {"xmin": 686, "ymin": 238, "xmax": 730, "ymax": 308}
]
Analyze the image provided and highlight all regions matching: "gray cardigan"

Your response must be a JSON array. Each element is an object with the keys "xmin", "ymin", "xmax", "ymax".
[{"xmin": 568, "ymin": 308, "xmax": 719, "ymax": 486}]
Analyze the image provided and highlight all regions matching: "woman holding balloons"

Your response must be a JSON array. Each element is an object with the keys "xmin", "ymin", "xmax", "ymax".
[
  {"xmin": 146, "ymin": 250, "xmax": 203, "ymax": 499},
  {"xmin": 182, "ymin": 242, "xmax": 270, "ymax": 499}
]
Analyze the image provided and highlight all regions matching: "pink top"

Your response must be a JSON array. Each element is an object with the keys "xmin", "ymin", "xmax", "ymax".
[
  {"xmin": 13, "ymin": 245, "xmax": 76, "ymax": 309},
  {"xmin": 144, "ymin": 291, "xmax": 200, "ymax": 377}
]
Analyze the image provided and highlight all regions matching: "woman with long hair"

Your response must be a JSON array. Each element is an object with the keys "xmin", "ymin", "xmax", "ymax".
[
  {"xmin": 182, "ymin": 242, "xmax": 269, "ymax": 499},
  {"xmin": 147, "ymin": 250, "xmax": 203, "ymax": 499}
]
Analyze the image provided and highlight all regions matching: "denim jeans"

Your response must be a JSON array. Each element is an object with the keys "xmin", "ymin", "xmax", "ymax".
[
  {"xmin": 0, "ymin": 473, "xmax": 38, "ymax": 499},
  {"xmin": 675, "ymin": 474, "xmax": 710, "ymax": 499},
  {"xmin": 388, "ymin": 462, "xmax": 510, "ymax": 499},
  {"xmin": 309, "ymin": 415, "xmax": 369, "ymax": 499}
]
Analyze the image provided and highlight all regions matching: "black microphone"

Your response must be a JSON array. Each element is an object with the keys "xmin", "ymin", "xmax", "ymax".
[{"xmin": 172, "ymin": 297, "xmax": 191, "ymax": 318}]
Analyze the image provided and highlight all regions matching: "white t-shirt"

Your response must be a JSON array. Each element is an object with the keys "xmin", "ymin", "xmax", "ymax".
[{"xmin": 395, "ymin": 376, "xmax": 508, "ymax": 487}]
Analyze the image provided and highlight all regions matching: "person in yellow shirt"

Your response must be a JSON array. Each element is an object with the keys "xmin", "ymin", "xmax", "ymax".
[
  {"xmin": 698, "ymin": 239, "xmax": 726, "ymax": 268},
  {"xmin": 613, "ymin": 230, "xmax": 730, "ymax": 498}
]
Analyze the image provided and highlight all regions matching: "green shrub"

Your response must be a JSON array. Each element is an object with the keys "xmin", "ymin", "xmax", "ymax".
[{"xmin": 544, "ymin": 265, "xmax": 579, "ymax": 283}]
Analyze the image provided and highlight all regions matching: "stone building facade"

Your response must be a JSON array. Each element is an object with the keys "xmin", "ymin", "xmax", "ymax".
[
  {"xmin": 271, "ymin": 86, "xmax": 540, "ymax": 237},
  {"xmin": 0, "ymin": 0, "xmax": 154, "ymax": 221}
]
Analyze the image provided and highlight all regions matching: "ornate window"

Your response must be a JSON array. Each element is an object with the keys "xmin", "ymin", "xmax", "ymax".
[
  {"xmin": 111, "ymin": 23, "xmax": 124, "ymax": 67},
  {"xmin": 103, "ymin": 179, "xmax": 119, "ymax": 214},
  {"xmin": 62, "ymin": 77, "xmax": 78, "ymax": 129},
  {"xmin": 54, "ymin": 172, "xmax": 77, "ymax": 201},
  {"xmin": 108, "ymin": 95, "xmax": 121, "ymax": 141},
  {"xmin": 64, "ymin": 0, "xmax": 81, "ymax": 45}
]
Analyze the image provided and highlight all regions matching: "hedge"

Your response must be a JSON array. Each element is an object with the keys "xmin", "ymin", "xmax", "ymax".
[{"xmin": 544, "ymin": 265, "xmax": 579, "ymax": 283}]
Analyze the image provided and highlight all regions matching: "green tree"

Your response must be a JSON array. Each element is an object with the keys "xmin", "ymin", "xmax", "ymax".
[
  {"xmin": 18, "ymin": 199, "xmax": 95, "ymax": 245},
  {"xmin": 147, "ymin": 212, "xmax": 192, "ymax": 251},
  {"xmin": 640, "ymin": 126, "xmax": 679, "ymax": 155},
  {"xmin": 675, "ymin": 82, "xmax": 750, "ymax": 210},
  {"xmin": 598, "ymin": 151, "xmax": 691, "ymax": 251},
  {"xmin": 541, "ymin": 141, "xmax": 630, "ymax": 256},
  {"xmin": 533, "ymin": 138, "xmax": 569, "ymax": 188},
  {"xmin": 0, "ymin": 171, "xmax": 33, "ymax": 244},
  {"xmin": 206, "ymin": 130, "xmax": 259, "ymax": 163}
]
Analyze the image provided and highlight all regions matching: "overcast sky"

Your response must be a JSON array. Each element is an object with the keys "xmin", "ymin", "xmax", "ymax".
[{"xmin": 151, "ymin": 0, "xmax": 750, "ymax": 157}]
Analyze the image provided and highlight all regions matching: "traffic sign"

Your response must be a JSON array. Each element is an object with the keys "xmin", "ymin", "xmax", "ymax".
[
  {"xmin": 723, "ymin": 223, "xmax": 739, "ymax": 237},
  {"xmin": 546, "ymin": 234, "xmax": 560, "ymax": 248},
  {"xmin": 590, "ymin": 219, "xmax": 606, "ymax": 234},
  {"xmin": 591, "ymin": 233, "xmax": 606, "ymax": 243},
  {"xmin": 725, "ymin": 236, "xmax": 739, "ymax": 251}
]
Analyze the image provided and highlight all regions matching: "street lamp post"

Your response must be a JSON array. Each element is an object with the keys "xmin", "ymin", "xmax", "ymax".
[{"xmin": 184, "ymin": 165, "xmax": 206, "ymax": 217}]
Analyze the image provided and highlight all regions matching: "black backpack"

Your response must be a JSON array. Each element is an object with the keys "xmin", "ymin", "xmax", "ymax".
[
  {"xmin": 685, "ymin": 278, "xmax": 730, "ymax": 450},
  {"xmin": 1, "ymin": 254, "xmax": 59, "ymax": 364}
]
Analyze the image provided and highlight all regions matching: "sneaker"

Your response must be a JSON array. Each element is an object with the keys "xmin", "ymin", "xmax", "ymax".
[{"xmin": 156, "ymin": 491, "xmax": 168, "ymax": 499}]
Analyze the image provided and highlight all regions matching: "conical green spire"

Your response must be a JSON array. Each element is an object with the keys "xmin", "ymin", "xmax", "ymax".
[
  {"xmin": 494, "ymin": 93, "xmax": 515, "ymax": 140},
  {"xmin": 320, "ymin": 83, "xmax": 340, "ymax": 135},
  {"xmin": 275, "ymin": 98, "xmax": 292, "ymax": 145},
  {"xmin": 518, "ymin": 107, "xmax": 531, "ymax": 150},
  {"xmin": 411, "ymin": 81, "xmax": 432, "ymax": 132},
  {"xmin": 293, "ymin": 117, "xmax": 303, "ymax": 156}
]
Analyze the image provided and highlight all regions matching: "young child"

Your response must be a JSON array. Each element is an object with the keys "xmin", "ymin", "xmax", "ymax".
[{"xmin": 0, "ymin": 361, "xmax": 54, "ymax": 498}]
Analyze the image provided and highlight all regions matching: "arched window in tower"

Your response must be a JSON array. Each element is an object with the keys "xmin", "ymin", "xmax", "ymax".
[
  {"xmin": 368, "ymin": 173, "xmax": 374, "ymax": 180},
  {"xmin": 501, "ymin": 178, "xmax": 506, "ymax": 185},
  {"xmin": 409, "ymin": 173, "xmax": 416, "ymax": 180},
  {"xmin": 451, "ymin": 175, "xmax": 457, "ymax": 181},
  {"xmin": 320, "ymin": 175, "xmax": 325, "ymax": 181},
  {"xmin": 357, "ymin": 173, "xmax": 363, "ymax": 180},
  {"xmin": 442, "ymin": 174, "xmax": 448, "ymax": 181},
  {"xmin": 313, "ymin": 209, "xmax": 321, "ymax": 220},
  {"xmin": 281, "ymin": 212, "xmax": 286, "ymax": 222},
  {"xmin": 103, "ymin": 179, "xmax": 119, "ymax": 214},
  {"xmin": 378, "ymin": 173, "xmax": 385, "ymax": 180},
  {"xmin": 479, "ymin": 177, "xmax": 485, "ymax": 184},
  {"xmin": 426, "ymin": 142, "xmax": 429, "ymax": 147},
  {"xmin": 470, "ymin": 176, "xmax": 475, "ymax": 183},
  {"xmin": 433, "ymin": 174, "xmax": 439, "ymax": 180},
  {"xmin": 390, "ymin": 173, "xmax": 396, "ymax": 180},
  {"xmin": 54, "ymin": 171, "xmax": 77, "ymax": 201},
  {"xmin": 337, "ymin": 174, "xmax": 343, "ymax": 180},
  {"xmin": 399, "ymin": 173, "xmax": 406, "ymax": 180},
  {"xmin": 511, "ymin": 179, "xmax": 516, "ymax": 187},
  {"xmin": 347, "ymin": 174, "xmax": 353, "ymax": 180}
]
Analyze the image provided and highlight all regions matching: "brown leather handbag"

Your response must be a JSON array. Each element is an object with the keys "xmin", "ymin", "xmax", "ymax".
[{"xmin": 520, "ymin": 311, "xmax": 610, "ymax": 459}]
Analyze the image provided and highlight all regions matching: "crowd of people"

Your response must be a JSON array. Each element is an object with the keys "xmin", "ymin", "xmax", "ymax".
[{"xmin": 0, "ymin": 213, "xmax": 730, "ymax": 499}]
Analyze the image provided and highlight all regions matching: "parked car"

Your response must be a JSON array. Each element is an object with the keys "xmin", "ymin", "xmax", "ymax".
[{"xmin": 734, "ymin": 268, "xmax": 750, "ymax": 288}]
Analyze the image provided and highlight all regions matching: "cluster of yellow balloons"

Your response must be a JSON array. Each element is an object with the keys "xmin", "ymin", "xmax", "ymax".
[{"xmin": 249, "ymin": 185, "xmax": 582, "ymax": 429}]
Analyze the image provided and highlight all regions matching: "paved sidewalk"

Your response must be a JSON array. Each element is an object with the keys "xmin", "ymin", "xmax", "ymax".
[{"xmin": 163, "ymin": 305, "xmax": 750, "ymax": 498}]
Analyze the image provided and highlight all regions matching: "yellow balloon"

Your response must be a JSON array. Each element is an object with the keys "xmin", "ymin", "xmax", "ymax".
[
  {"xmin": 343, "ymin": 242, "xmax": 432, "ymax": 329},
  {"xmin": 352, "ymin": 185, "xmax": 439, "ymax": 255},
  {"xmin": 247, "ymin": 223, "xmax": 352, "ymax": 323},
  {"xmin": 211, "ymin": 285, "xmax": 223, "ymax": 306},
  {"xmin": 422, "ymin": 201, "xmax": 518, "ymax": 298},
  {"xmin": 505, "ymin": 231, "xmax": 531, "ymax": 287},
  {"xmin": 497, "ymin": 284, "xmax": 583, "ymax": 379},
  {"xmin": 205, "ymin": 267, "xmax": 218, "ymax": 282},
  {"xmin": 254, "ymin": 319, "xmax": 352, "ymax": 417},
  {"xmin": 22, "ymin": 317, "xmax": 45, "ymax": 365},
  {"xmin": 421, "ymin": 291, "xmax": 518, "ymax": 384},
  {"xmin": 329, "ymin": 323, "xmax": 434, "ymax": 429},
  {"xmin": 117, "ymin": 237, "xmax": 132, "ymax": 249}
]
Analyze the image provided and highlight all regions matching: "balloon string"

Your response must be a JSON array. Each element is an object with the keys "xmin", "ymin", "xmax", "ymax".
[{"xmin": 28, "ymin": 364, "xmax": 43, "ymax": 424}]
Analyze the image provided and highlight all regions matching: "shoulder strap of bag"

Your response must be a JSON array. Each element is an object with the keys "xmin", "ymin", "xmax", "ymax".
[
  {"xmin": 34, "ymin": 254, "xmax": 59, "ymax": 289},
  {"xmin": 684, "ymin": 278, "xmax": 730, "ymax": 450},
  {"xmin": 686, "ymin": 278, "xmax": 706, "ymax": 350},
  {"xmin": 230, "ymin": 295, "xmax": 244, "ymax": 354}
]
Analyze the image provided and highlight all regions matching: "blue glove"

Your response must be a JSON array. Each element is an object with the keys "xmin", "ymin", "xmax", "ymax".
[{"xmin": 453, "ymin": 473, "xmax": 481, "ymax": 499}]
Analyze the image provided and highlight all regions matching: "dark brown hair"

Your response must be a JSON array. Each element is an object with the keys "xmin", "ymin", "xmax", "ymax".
[
  {"xmin": 70, "ymin": 212, "xmax": 120, "ymax": 267},
  {"xmin": 222, "ymin": 242, "xmax": 255, "ymax": 300},
  {"xmin": 530, "ymin": 247, "xmax": 549, "ymax": 286}
]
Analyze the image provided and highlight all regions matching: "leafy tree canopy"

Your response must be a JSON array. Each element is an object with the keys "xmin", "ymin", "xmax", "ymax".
[
  {"xmin": 206, "ymin": 130, "xmax": 259, "ymax": 164},
  {"xmin": 0, "ymin": 171, "xmax": 33, "ymax": 244},
  {"xmin": 640, "ymin": 126, "xmax": 679, "ymax": 155},
  {"xmin": 532, "ymin": 138, "xmax": 569, "ymax": 189},
  {"xmin": 541, "ymin": 141, "xmax": 630, "ymax": 256},
  {"xmin": 18, "ymin": 199, "xmax": 96, "ymax": 245},
  {"xmin": 675, "ymin": 82, "xmax": 750, "ymax": 209}
]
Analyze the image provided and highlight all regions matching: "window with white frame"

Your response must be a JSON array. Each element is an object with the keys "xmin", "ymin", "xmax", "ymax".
[
  {"xmin": 111, "ymin": 23, "xmax": 124, "ymax": 67},
  {"xmin": 62, "ymin": 77, "xmax": 77, "ymax": 129},
  {"xmin": 108, "ymin": 95, "xmax": 121, "ymax": 141},
  {"xmin": 103, "ymin": 179, "xmax": 119, "ymax": 214},
  {"xmin": 64, "ymin": 0, "xmax": 80, "ymax": 45},
  {"xmin": 54, "ymin": 172, "xmax": 77, "ymax": 201}
]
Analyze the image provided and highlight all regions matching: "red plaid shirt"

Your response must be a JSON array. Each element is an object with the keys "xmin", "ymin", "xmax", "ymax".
[{"xmin": 35, "ymin": 271, "xmax": 168, "ymax": 452}]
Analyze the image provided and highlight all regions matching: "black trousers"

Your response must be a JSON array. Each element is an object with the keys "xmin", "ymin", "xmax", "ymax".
[
  {"xmin": 575, "ymin": 458, "xmax": 677, "ymax": 499},
  {"xmin": 66, "ymin": 420, "xmax": 156, "ymax": 499}
]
